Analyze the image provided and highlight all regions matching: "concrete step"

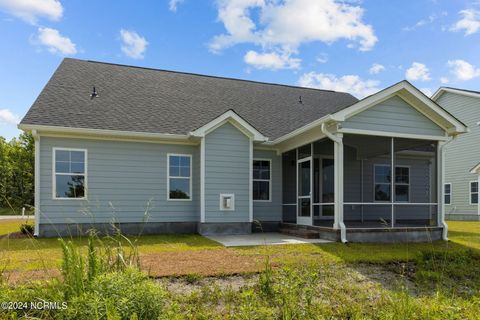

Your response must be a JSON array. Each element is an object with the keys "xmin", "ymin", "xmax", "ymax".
[{"xmin": 278, "ymin": 227, "xmax": 319, "ymax": 239}]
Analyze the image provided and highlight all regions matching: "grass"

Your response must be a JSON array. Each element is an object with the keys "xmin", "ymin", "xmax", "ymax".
[
  {"xmin": 0, "ymin": 207, "xmax": 34, "ymax": 216},
  {"xmin": 1, "ymin": 221, "xmax": 480, "ymax": 319}
]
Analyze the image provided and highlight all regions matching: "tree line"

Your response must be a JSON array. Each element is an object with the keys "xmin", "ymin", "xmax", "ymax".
[{"xmin": 0, "ymin": 133, "xmax": 34, "ymax": 210}]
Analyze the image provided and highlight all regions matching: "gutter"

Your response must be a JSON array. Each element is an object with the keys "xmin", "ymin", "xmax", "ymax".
[
  {"xmin": 31, "ymin": 129, "xmax": 40, "ymax": 237},
  {"xmin": 320, "ymin": 122, "xmax": 347, "ymax": 243}
]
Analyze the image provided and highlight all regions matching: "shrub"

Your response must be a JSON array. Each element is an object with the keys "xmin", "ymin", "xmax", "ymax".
[{"xmin": 19, "ymin": 223, "xmax": 34, "ymax": 235}]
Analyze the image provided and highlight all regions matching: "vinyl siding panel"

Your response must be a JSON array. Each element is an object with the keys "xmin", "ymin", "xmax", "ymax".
[
  {"xmin": 342, "ymin": 96, "xmax": 445, "ymax": 136},
  {"xmin": 253, "ymin": 149, "xmax": 282, "ymax": 222},
  {"xmin": 39, "ymin": 137, "xmax": 200, "ymax": 224},
  {"xmin": 436, "ymin": 92, "xmax": 480, "ymax": 216},
  {"xmin": 204, "ymin": 123, "xmax": 250, "ymax": 222}
]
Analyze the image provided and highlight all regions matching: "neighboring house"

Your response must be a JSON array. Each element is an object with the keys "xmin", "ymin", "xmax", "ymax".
[
  {"xmin": 19, "ymin": 59, "xmax": 467, "ymax": 242},
  {"xmin": 432, "ymin": 88, "xmax": 480, "ymax": 221}
]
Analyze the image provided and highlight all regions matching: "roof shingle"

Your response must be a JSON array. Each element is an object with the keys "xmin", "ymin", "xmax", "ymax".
[{"xmin": 20, "ymin": 58, "xmax": 358, "ymax": 140}]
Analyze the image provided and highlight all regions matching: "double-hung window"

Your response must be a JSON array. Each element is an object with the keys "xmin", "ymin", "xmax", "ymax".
[
  {"xmin": 470, "ymin": 181, "xmax": 478, "ymax": 205},
  {"xmin": 168, "ymin": 154, "xmax": 192, "ymax": 200},
  {"xmin": 54, "ymin": 148, "xmax": 87, "ymax": 199},
  {"xmin": 253, "ymin": 159, "xmax": 271, "ymax": 201},
  {"xmin": 374, "ymin": 164, "xmax": 410, "ymax": 202},
  {"xmin": 444, "ymin": 183, "xmax": 451, "ymax": 205}
]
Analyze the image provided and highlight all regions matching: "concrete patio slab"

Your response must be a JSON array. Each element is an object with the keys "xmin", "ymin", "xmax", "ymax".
[{"xmin": 205, "ymin": 232, "xmax": 331, "ymax": 247}]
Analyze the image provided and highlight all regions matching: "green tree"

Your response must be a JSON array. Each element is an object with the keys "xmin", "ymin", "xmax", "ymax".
[{"xmin": 0, "ymin": 132, "xmax": 34, "ymax": 210}]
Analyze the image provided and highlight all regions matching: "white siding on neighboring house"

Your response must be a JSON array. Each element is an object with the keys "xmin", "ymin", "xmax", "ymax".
[{"xmin": 436, "ymin": 92, "xmax": 480, "ymax": 219}]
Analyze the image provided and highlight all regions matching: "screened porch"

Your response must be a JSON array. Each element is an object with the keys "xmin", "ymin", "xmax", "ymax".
[{"xmin": 282, "ymin": 134, "xmax": 439, "ymax": 229}]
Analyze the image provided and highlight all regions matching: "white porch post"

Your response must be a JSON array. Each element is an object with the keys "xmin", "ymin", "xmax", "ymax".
[
  {"xmin": 334, "ymin": 133, "xmax": 347, "ymax": 242},
  {"xmin": 437, "ymin": 140, "xmax": 448, "ymax": 240}
]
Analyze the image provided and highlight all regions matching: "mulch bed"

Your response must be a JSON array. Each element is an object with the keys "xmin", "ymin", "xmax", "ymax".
[{"xmin": 0, "ymin": 232, "xmax": 29, "ymax": 239}]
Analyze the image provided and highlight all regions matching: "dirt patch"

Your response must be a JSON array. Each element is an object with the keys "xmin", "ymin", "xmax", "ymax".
[
  {"xmin": 160, "ymin": 274, "xmax": 259, "ymax": 295},
  {"xmin": 2, "ymin": 269, "xmax": 61, "ymax": 285},
  {"xmin": 0, "ymin": 232, "xmax": 29, "ymax": 239},
  {"xmin": 140, "ymin": 249, "xmax": 267, "ymax": 277}
]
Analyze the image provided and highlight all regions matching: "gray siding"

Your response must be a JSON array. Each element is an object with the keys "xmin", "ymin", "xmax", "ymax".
[
  {"xmin": 436, "ymin": 92, "xmax": 480, "ymax": 217},
  {"xmin": 39, "ymin": 137, "xmax": 200, "ymax": 224},
  {"xmin": 342, "ymin": 96, "xmax": 444, "ymax": 136},
  {"xmin": 204, "ymin": 123, "xmax": 250, "ymax": 222},
  {"xmin": 253, "ymin": 149, "xmax": 282, "ymax": 222}
]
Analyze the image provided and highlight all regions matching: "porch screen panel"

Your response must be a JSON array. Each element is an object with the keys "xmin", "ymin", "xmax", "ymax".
[
  {"xmin": 313, "ymin": 139, "xmax": 335, "ymax": 227},
  {"xmin": 282, "ymin": 150, "xmax": 297, "ymax": 223},
  {"xmin": 343, "ymin": 134, "xmax": 392, "ymax": 228},
  {"xmin": 394, "ymin": 139, "xmax": 438, "ymax": 227}
]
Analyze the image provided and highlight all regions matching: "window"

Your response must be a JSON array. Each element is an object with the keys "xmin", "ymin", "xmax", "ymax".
[
  {"xmin": 253, "ymin": 159, "xmax": 271, "ymax": 201},
  {"xmin": 374, "ymin": 165, "xmax": 410, "ymax": 202},
  {"xmin": 470, "ymin": 181, "xmax": 478, "ymax": 205},
  {"xmin": 168, "ymin": 154, "xmax": 192, "ymax": 200},
  {"xmin": 53, "ymin": 148, "xmax": 86, "ymax": 199},
  {"xmin": 374, "ymin": 165, "xmax": 391, "ymax": 201},
  {"xmin": 395, "ymin": 166, "xmax": 410, "ymax": 202},
  {"xmin": 444, "ymin": 183, "xmax": 451, "ymax": 205}
]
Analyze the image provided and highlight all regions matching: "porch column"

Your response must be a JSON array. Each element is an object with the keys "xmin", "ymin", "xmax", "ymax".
[
  {"xmin": 437, "ymin": 140, "xmax": 448, "ymax": 240},
  {"xmin": 333, "ymin": 133, "xmax": 346, "ymax": 241}
]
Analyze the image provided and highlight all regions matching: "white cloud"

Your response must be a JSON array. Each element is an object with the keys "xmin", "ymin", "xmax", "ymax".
[
  {"xmin": 405, "ymin": 62, "xmax": 431, "ymax": 82},
  {"xmin": 35, "ymin": 27, "xmax": 77, "ymax": 55},
  {"xmin": 440, "ymin": 77, "xmax": 449, "ymax": 84},
  {"xmin": 0, "ymin": 0, "xmax": 63, "ymax": 24},
  {"xmin": 120, "ymin": 29, "xmax": 148, "ymax": 59},
  {"xmin": 169, "ymin": 0, "xmax": 184, "ymax": 12},
  {"xmin": 0, "ymin": 109, "xmax": 20, "ymax": 125},
  {"xmin": 369, "ymin": 63, "xmax": 385, "ymax": 74},
  {"xmin": 244, "ymin": 50, "xmax": 300, "ymax": 70},
  {"xmin": 210, "ymin": 0, "xmax": 377, "ymax": 68},
  {"xmin": 403, "ymin": 12, "xmax": 447, "ymax": 31},
  {"xmin": 316, "ymin": 53, "xmax": 328, "ymax": 64},
  {"xmin": 447, "ymin": 59, "xmax": 480, "ymax": 81},
  {"xmin": 297, "ymin": 72, "xmax": 380, "ymax": 98},
  {"xmin": 450, "ymin": 9, "xmax": 480, "ymax": 35}
]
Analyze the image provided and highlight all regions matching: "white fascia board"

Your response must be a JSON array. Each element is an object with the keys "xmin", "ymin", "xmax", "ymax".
[
  {"xmin": 432, "ymin": 87, "xmax": 480, "ymax": 101},
  {"xmin": 18, "ymin": 124, "xmax": 191, "ymax": 141},
  {"xmin": 266, "ymin": 115, "xmax": 334, "ymax": 145},
  {"xmin": 188, "ymin": 110, "xmax": 268, "ymax": 142},
  {"xmin": 332, "ymin": 81, "xmax": 467, "ymax": 135}
]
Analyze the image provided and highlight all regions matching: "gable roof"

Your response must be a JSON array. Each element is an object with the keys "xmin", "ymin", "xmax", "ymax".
[
  {"xmin": 333, "ymin": 81, "xmax": 467, "ymax": 135},
  {"xmin": 19, "ymin": 58, "xmax": 358, "ymax": 141},
  {"xmin": 432, "ymin": 87, "xmax": 480, "ymax": 101}
]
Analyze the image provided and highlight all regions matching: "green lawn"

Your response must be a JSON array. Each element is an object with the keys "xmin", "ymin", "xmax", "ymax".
[
  {"xmin": 0, "ymin": 220, "xmax": 479, "ymax": 274},
  {"xmin": 1, "ymin": 220, "xmax": 480, "ymax": 319}
]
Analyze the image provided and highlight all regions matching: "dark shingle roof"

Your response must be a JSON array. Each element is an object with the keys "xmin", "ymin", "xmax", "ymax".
[{"xmin": 20, "ymin": 58, "xmax": 358, "ymax": 140}]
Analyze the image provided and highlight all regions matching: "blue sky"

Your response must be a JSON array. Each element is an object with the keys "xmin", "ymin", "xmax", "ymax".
[{"xmin": 0, "ymin": 0, "xmax": 479, "ymax": 140}]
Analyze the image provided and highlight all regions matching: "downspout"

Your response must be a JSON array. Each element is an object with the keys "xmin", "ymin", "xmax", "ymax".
[
  {"xmin": 321, "ymin": 123, "xmax": 347, "ymax": 243},
  {"xmin": 32, "ymin": 129, "xmax": 40, "ymax": 237},
  {"xmin": 439, "ymin": 136, "xmax": 456, "ymax": 241}
]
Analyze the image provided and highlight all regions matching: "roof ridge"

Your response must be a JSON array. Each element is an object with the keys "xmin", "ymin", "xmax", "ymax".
[{"xmin": 63, "ymin": 58, "xmax": 354, "ymax": 97}]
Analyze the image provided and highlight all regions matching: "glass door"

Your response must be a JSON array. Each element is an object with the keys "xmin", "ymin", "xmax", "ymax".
[{"xmin": 297, "ymin": 157, "xmax": 312, "ymax": 225}]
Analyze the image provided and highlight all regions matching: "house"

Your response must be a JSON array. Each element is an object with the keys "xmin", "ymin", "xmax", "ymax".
[
  {"xmin": 19, "ymin": 58, "xmax": 467, "ymax": 242},
  {"xmin": 432, "ymin": 88, "xmax": 480, "ymax": 221}
]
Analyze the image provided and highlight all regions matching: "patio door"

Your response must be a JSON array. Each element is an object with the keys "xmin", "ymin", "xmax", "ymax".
[{"xmin": 297, "ymin": 157, "xmax": 312, "ymax": 225}]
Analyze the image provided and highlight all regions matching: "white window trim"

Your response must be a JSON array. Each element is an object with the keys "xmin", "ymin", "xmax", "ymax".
[
  {"xmin": 444, "ymin": 183, "xmax": 452, "ymax": 205},
  {"xmin": 394, "ymin": 165, "xmax": 410, "ymax": 203},
  {"xmin": 252, "ymin": 158, "xmax": 272, "ymax": 202},
  {"xmin": 219, "ymin": 193, "xmax": 235, "ymax": 211},
  {"xmin": 167, "ymin": 153, "xmax": 193, "ymax": 201},
  {"xmin": 373, "ymin": 164, "xmax": 391, "ymax": 203},
  {"xmin": 52, "ymin": 147, "xmax": 88, "ymax": 200},
  {"xmin": 469, "ymin": 181, "xmax": 478, "ymax": 205}
]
